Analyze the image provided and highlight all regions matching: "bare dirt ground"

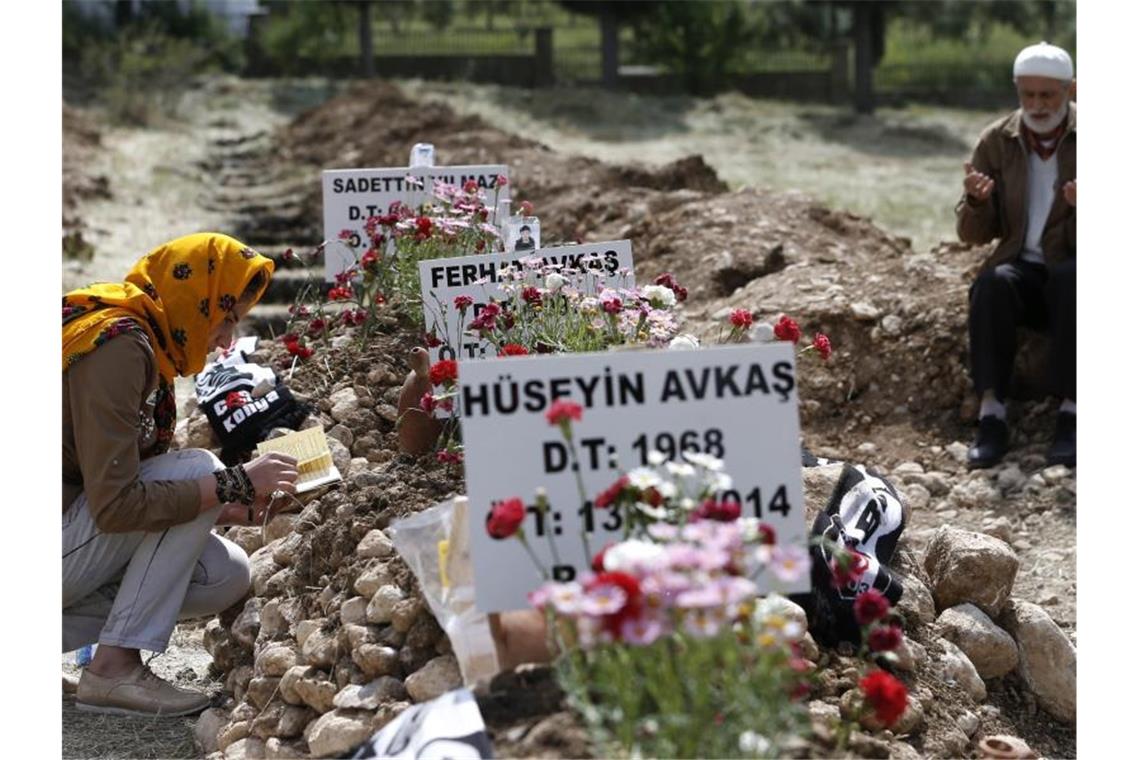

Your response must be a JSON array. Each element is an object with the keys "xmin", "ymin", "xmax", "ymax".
[{"xmin": 63, "ymin": 76, "xmax": 1074, "ymax": 759}]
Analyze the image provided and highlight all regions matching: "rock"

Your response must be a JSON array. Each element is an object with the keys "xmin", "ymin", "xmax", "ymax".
[
  {"xmin": 264, "ymin": 514, "xmax": 299, "ymax": 544},
  {"xmin": 255, "ymin": 645, "xmax": 298, "ymax": 678},
  {"xmin": 924, "ymin": 526, "xmax": 1019, "ymax": 617},
  {"xmin": 927, "ymin": 727, "xmax": 970, "ymax": 758},
  {"xmin": 341, "ymin": 624, "xmax": 378, "ymax": 651},
  {"xmin": 328, "ymin": 388, "xmax": 360, "ymax": 423},
  {"xmin": 334, "ymin": 656, "xmax": 368, "ymax": 689},
  {"xmin": 949, "ymin": 478, "xmax": 1001, "ymax": 509},
  {"xmin": 186, "ymin": 413, "xmax": 216, "ymax": 449},
  {"xmin": 249, "ymin": 543, "xmax": 284, "ymax": 597},
  {"xmin": 249, "ymin": 703, "xmax": 287, "ymax": 740},
  {"xmin": 356, "ymin": 529, "xmax": 396, "ymax": 559},
  {"xmin": 295, "ymin": 619, "xmax": 322, "ymax": 649},
  {"xmin": 295, "ymin": 672, "xmax": 339, "ymax": 714},
  {"xmin": 279, "ymin": 665, "xmax": 314, "ymax": 705},
  {"xmin": 888, "ymin": 741, "xmax": 923, "ymax": 760},
  {"xmin": 232, "ymin": 598, "xmax": 263, "ymax": 650},
  {"xmin": 302, "ymin": 628, "xmax": 339, "ymax": 668},
  {"xmin": 894, "ymin": 638, "xmax": 927, "ymax": 672},
  {"xmin": 245, "ymin": 677, "xmax": 281, "ymax": 710},
  {"xmin": 328, "ymin": 436, "xmax": 352, "ymax": 474},
  {"xmin": 204, "ymin": 619, "xmax": 240, "ymax": 671},
  {"xmin": 259, "ymin": 600, "xmax": 289, "ymax": 640},
  {"xmin": 275, "ymin": 705, "xmax": 316, "ymax": 739},
  {"xmin": 893, "ymin": 698, "xmax": 925, "ymax": 734},
  {"xmin": 895, "ymin": 572, "xmax": 936, "ymax": 627},
  {"xmin": 958, "ymin": 711, "xmax": 980, "ymax": 738},
  {"xmin": 946, "ymin": 441, "xmax": 969, "ymax": 464},
  {"xmin": 305, "ymin": 709, "xmax": 373, "ymax": 758},
  {"xmin": 333, "ymin": 676, "xmax": 407, "ymax": 710},
  {"xmin": 977, "ymin": 735, "xmax": 1035, "ymax": 759},
  {"xmin": 880, "ymin": 314, "xmax": 903, "ymax": 336},
  {"xmin": 901, "ymin": 483, "xmax": 930, "ymax": 511},
  {"xmin": 801, "ymin": 463, "xmax": 845, "ymax": 524},
  {"xmin": 996, "ymin": 465, "xmax": 1027, "ymax": 493},
  {"xmin": 227, "ymin": 665, "xmax": 254, "ymax": 703},
  {"xmin": 354, "ymin": 563, "xmax": 396, "ymax": 598},
  {"xmin": 328, "ymin": 423, "xmax": 354, "ymax": 448},
  {"xmin": 404, "ymin": 655, "xmax": 462, "ymax": 702},
  {"xmin": 808, "ymin": 699, "xmax": 840, "ymax": 724},
  {"xmin": 223, "ymin": 738, "xmax": 266, "ymax": 760},
  {"xmin": 856, "ymin": 441, "xmax": 877, "ymax": 455},
  {"xmin": 217, "ymin": 720, "xmax": 250, "ymax": 752},
  {"xmin": 264, "ymin": 738, "xmax": 307, "ymax": 759},
  {"xmin": 226, "ymin": 527, "xmax": 265, "ymax": 556},
  {"xmin": 195, "ymin": 708, "xmax": 228, "ymax": 755},
  {"xmin": 999, "ymin": 600, "xmax": 1076, "ymax": 724},
  {"xmin": 936, "ymin": 639, "xmax": 986, "ymax": 702},
  {"xmin": 936, "ymin": 603, "xmax": 1018, "ymax": 678},
  {"xmin": 1041, "ymin": 464, "xmax": 1070, "ymax": 485},
  {"xmin": 372, "ymin": 701, "xmax": 411, "ymax": 731},
  {"xmin": 366, "ymin": 585, "xmax": 405, "ymax": 624},
  {"xmin": 272, "ymin": 534, "xmax": 303, "ymax": 567},
  {"xmin": 340, "ymin": 597, "xmax": 369, "ymax": 627},
  {"xmin": 981, "ymin": 516, "xmax": 1014, "ymax": 545},
  {"xmin": 851, "ymin": 301, "xmax": 881, "ymax": 321},
  {"xmin": 391, "ymin": 598, "xmax": 424, "ymax": 633},
  {"xmin": 353, "ymin": 643, "xmax": 401, "ymax": 678}
]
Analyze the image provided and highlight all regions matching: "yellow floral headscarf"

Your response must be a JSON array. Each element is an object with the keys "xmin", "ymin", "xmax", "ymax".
[{"xmin": 62, "ymin": 233, "xmax": 274, "ymax": 454}]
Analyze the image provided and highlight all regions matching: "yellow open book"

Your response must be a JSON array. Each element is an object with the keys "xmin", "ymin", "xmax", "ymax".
[{"xmin": 255, "ymin": 427, "xmax": 342, "ymax": 493}]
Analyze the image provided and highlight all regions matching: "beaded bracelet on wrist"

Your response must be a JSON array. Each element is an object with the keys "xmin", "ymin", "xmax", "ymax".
[{"xmin": 214, "ymin": 465, "xmax": 255, "ymax": 508}]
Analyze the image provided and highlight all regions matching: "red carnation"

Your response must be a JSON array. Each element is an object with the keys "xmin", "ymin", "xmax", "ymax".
[
  {"xmin": 756, "ymin": 522, "xmax": 777, "ymax": 546},
  {"xmin": 859, "ymin": 670, "xmax": 908, "ymax": 727},
  {"xmin": 463, "ymin": 179, "xmax": 478, "ymax": 193},
  {"xmin": 830, "ymin": 549, "xmax": 870, "ymax": 589},
  {"xmin": 812, "ymin": 332, "xmax": 832, "ymax": 361},
  {"xmin": 498, "ymin": 343, "xmax": 529, "ymax": 357},
  {"xmin": 420, "ymin": 392, "xmax": 435, "ymax": 414},
  {"xmin": 486, "ymin": 498, "xmax": 526, "ymax": 539},
  {"xmin": 338, "ymin": 228, "xmax": 353, "ymax": 241},
  {"xmin": 653, "ymin": 272, "xmax": 688, "ymax": 302},
  {"xmin": 496, "ymin": 174, "xmax": 509, "ymax": 188},
  {"xmin": 328, "ymin": 286, "xmax": 353, "ymax": 301},
  {"xmin": 728, "ymin": 308, "xmax": 754, "ymax": 329},
  {"xmin": 454, "ymin": 295, "xmax": 474, "ymax": 311},
  {"xmin": 415, "ymin": 216, "xmax": 433, "ymax": 236},
  {"xmin": 429, "ymin": 359, "xmax": 459, "ymax": 387},
  {"xmin": 867, "ymin": 624, "xmax": 903, "ymax": 652},
  {"xmin": 602, "ymin": 297, "xmax": 622, "ymax": 315},
  {"xmin": 773, "ymin": 315, "xmax": 802, "ymax": 343},
  {"xmin": 281, "ymin": 248, "xmax": 296, "ymax": 262},
  {"xmin": 519, "ymin": 200, "xmax": 534, "ymax": 216},
  {"xmin": 694, "ymin": 499, "xmax": 742, "ymax": 522},
  {"xmin": 591, "ymin": 542, "xmax": 614, "ymax": 573},
  {"xmin": 594, "ymin": 476, "xmax": 630, "ymax": 509},
  {"xmin": 545, "ymin": 399, "xmax": 583, "ymax": 427},
  {"xmin": 853, "ymin": 589, "xmax": 891, "ymax": 626},
  {"xmin": 521, "ymin": 286, "xmax": 542, "ymax": 306}
]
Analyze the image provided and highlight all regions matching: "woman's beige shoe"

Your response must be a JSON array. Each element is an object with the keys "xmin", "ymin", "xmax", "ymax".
[
  {"xmin": 75, "ymin": 663, "xmax": 211, "ymax": 717},
  {"xmin": 62, "ymin": 672, "xmax": 80, "ymax": 695}
]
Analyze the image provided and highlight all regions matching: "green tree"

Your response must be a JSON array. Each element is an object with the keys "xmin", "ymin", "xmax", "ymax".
[
  {"xmin": 558, "ymin": 1, "xmax": 658, "ymax": 89},
  {"xmin": 419, "ymin": 0, "xmax": 456, "ymax": 31},
  {"xmin": 629, "ymin": 1, "xmax": 758, "ymax": 95}
]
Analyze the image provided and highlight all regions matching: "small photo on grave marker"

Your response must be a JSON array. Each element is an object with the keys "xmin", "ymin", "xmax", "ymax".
[{"xmin": 506, "ymin": 217, "xmax": 540, "ymax": 252}]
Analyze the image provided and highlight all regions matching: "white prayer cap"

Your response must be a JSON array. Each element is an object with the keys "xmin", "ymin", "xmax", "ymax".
[{"xmin": 1013, "ymin": 42, "xmax": 1073, "ymax": 81}]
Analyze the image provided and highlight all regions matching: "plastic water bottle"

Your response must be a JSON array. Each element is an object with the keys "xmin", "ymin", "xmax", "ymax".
[{"xmin": 75, "ymin": 644, "xmax": 94, "ymax": 667}]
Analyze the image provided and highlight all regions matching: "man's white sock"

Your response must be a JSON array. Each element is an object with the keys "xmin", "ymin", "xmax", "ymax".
[
  {"xmin": 1059, "ymin": 399, "xmax": 1076, "ymax": 415},
  {"xmin": 979, "ymin": 396, "xmax": 1007, "ymax": 421}
]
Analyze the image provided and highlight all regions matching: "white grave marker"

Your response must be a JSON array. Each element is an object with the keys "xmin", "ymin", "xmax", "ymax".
[
  {"xmin": 321, "ymin": 164, "xmax": 509, "ymax": 281},
  {"xmin": 418, "ymin": 240, "xmax": 636, "ymax": 365},
  {"xmin": 459, "ymin": 343, "xmax": 808, "ymax": 612}
]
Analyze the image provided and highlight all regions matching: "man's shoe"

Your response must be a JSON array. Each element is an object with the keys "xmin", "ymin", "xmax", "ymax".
[
  {"xmin": 63, "ymin": 672, "xmax": 79, "ymax": 695},
  {"xmin": 1047, "ymin": 411, "xmax": 1076, "ymax": 468},
  {"xmin": 968, "ymin": 415, "xmax": 1009, "ymax": 469},
  {"xmin": 76, "ymin": 663, "xmax": 210, "ymax": 717}
]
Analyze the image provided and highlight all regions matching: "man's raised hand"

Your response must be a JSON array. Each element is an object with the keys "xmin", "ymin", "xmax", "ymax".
[
  {"xmin": 1063, "ymin": 179, "xmax": 1076, "ymax": 207},
  {"xmin": 964, "ymin": 162, "xmax": 995, "ymax": 201}
]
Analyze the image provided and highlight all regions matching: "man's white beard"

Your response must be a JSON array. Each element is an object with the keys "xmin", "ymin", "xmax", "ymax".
[{"xmin": 1022, "ymin": 104, "xmax": 1068, "ymax": 134}]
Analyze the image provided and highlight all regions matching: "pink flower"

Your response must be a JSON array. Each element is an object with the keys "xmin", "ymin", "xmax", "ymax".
[
  {"xmin": 519, "ymin": 200, "xmax": 534, "ymax": 216},
  {"xmin": 419, "ymin": 392, "xmax": 435, "ymax": 414},
  {"xmin": 463, "ymin": 179, "xmax": 478, "ymax": 193},
  {"xmin": 580, "ymin": 584, "xmax": 628, "ymax": 616},
  {"xmin": 521, "ymin": 286, "xmax": 542, "ymax": 305},
  {"xmin": 486, "ymin": 497, "xmax": 525, "ymax": 539},
  {"xmin": 454, "ymin": 295, "xmax": 474, "ymax": 312},
  {"xmin": 770, "ymin": 545, "xmax": 810, "ymax": 583},
  {"xmin": 868, "ymin": 624, "xmax": 903, "ymax": 652},
  {"xmin": 602, "ymin": 297, "xmax": 623, "ymax": 315},
  {"xmin": 620, "ymin": 615, "xmax": 666, "ymax": 646},
  {"xmin": 496, "ymin": 174, "xmax": 509, "ymax": 188},
  {"xmin": 338, "ymin": 228, "xmax": 353, "ymax": 240}
]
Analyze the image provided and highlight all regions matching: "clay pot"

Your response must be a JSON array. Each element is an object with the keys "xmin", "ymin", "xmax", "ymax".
[
  {"xmin": 396, "ymin": 348, "xmax": 444, "ymax": 455},
  {"xmin": 977, "ymin": 735, "xmax": 1036, "ymax": 759}
]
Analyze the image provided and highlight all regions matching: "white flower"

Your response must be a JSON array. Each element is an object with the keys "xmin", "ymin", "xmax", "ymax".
[
  {"xmin": 665, "ymin": 461, "xmax": 696, "ymax": 478},
  {"xmin": 707, "ymin": 472, "xmax": 733, "ymax": 492},
  {"xmin": 545, "ymin": 272, "xmax": 566, "ymax": 290},
  {"xmin": 635, "ymin": 502, "xmax": 669, "ymax": 520},
  {"xmin": 655, "ymin": 480, "xmax": 678, "ymax": 499},
  {"xmin": 604, "ymin": 539, "xmax": 667, "ymax": 573},
  {"xmin": 647, "ymin": 450, "xmax": 668, "ymax": 466},
  {"xmin": 626, "ymin": 467, "xmax": 662, "ymax": 490},
  {"xmin": 682, "ymin": 451, "xmax": 726, "ymax": 471},
  {"xmin": 668, "ymin": 334, "xmax": 700, "ymax": 350},
  {"xmin": 750, "ymin": 323, "xmax": 775, "ymax": 343},
  {"xmin": 738, "ymin": 730, "xmax": 772, "ymax": 755},
  {"xmin": 640, "ymin": 284, "xmax": 676, "ymax": 308}
]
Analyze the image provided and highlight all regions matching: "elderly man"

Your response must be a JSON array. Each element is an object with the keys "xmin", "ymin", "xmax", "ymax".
[{"xmin": 956, "ymin": 41, "xmax": 1076, "ymax": 470}]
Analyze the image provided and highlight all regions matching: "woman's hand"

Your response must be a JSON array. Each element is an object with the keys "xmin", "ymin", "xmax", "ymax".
[{"xmin": 244, "ymin": 452, "xmax": 299, "ymax": 500}]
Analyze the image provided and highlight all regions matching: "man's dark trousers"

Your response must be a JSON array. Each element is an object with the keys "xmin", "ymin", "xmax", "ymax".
[{"xmin": 968, "ymin": 257, "xmax": 1076, "ymax": 402}]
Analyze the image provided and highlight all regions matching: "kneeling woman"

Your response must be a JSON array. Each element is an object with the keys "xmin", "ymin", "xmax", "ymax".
[{"xmin": 62, "ymin": 233, "xmax": 299, "ymax": 716}]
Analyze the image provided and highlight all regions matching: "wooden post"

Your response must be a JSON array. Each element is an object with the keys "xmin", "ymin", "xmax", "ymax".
[
  {"xmin": 534, "ymin": 27, "xmax": 554, "ymax": 88},
  {"xmin": 358, "ymin": 1, "xmax": 375, "ymax": 78},
  {"xmin": 853, "ymin": 1, "xmax": 874, "ymax": 114},
  {"xmin": 600, "ymin": 5, "xmax": 619, "ymax": 89}
]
